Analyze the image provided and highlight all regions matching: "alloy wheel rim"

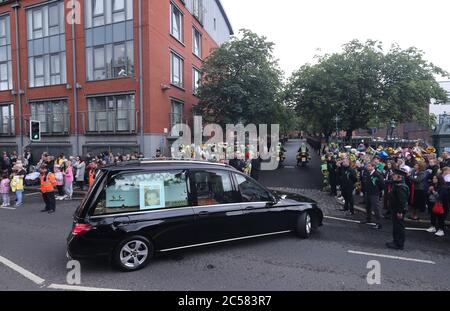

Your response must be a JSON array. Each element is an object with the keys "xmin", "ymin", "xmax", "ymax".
[
  {"xmin": 306, "ymin": 214, "xmax": 312, "ymax": 234},
  {"xmin": 120, "ymin": 240, "xmax": 149, "ymax": 268}
]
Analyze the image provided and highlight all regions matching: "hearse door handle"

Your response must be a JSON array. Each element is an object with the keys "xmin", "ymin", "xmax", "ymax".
[
  {"xmin": 198, "ymin": 211, "xmax": 210, "ymax": 217},
  {"xmin": 245, "ymin": 206, "xmax": 258, "ymax": 211}
]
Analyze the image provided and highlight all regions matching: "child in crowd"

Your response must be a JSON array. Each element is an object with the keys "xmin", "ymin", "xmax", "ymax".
[
  {"xmin": 10, "ymin": 167, "xmax": 24, "ymax": 206},
  {"xmin": 63, "ymin": 161, "xmax": 74, "ymax": 200},
  {"xmin": 55, "ymin": 165, "xmax": 65, "ymax": 200},
  {"xmin": 0, "ymin": 173, "xmax": 11, "ymax": 207}
]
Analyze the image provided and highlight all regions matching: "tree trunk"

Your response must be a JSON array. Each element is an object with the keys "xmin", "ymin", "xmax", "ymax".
[{"xmin": 346, "ymin": 129, "xmax": 354, "ymax": 142}]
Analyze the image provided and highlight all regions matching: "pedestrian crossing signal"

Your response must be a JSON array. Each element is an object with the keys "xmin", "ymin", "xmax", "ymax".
[{"xmin": 30, "ymin": 120, "xmax": 41, "ymax": 142}]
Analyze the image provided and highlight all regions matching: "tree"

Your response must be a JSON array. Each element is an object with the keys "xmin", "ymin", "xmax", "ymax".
[
  {"xmin": 286, "ymin": 40, "xmax": 448, "ymax": 141},
  {"xmin": 193, "ymin": 30, "xmax": 284, "ymax": 127}
]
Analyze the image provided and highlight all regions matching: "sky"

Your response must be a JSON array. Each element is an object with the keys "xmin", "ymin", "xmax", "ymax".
[{"xmin": 221, "ymin": 0, "xmax": 450, "ymax": 80}]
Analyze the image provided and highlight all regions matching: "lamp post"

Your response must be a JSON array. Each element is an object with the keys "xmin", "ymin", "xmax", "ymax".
[
  {"xmin": 334, "ymin": 114, "xmax": 340, "ymax": 143},
  {"xmin": 389, "ymin": 119, "xmax": 397, "ymax": 147}
]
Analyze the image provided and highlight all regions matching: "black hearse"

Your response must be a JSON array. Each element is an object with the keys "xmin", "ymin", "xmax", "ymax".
[{"xmin": 67, "ymin": 160, "xmax": 323, "ymax": 271}]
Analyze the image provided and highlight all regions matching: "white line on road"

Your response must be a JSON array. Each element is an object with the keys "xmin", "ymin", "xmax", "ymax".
[
  {"xmin": 405, "ymin": 227, "xmax": 428, "ymax": 231},
  {"xmin": 324, "ymin": 216, "xmax": 362, "ymax": 224},
  {"xmin": 25, "ymin": 192, "xmax": 41, "ymax": 197},
  {"xmin": 348, "ymin": 250, "xmax": 436, "ymax": 265},
  {"xmin": 0, "ymin": 206, "xmax": 16, "ymax": 210},
  {"xmin": 48, "ymin": 284, "xmax": 129, "ymax": 291},
  {"xmin": 0, "ymin": 255, "xmax": 46, "ymax": 285},
  {"xmin": 325, "ymin": 216, "xmax": 429, "ymax": 232}
]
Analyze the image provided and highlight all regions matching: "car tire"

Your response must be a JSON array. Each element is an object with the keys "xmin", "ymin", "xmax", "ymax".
[
  {"xmin": 296, "ymin": 212, "xmax": 312, "ymax": 239},
  {"xmin": 112, "ymin": 236, "xmax": 154, "ymax": 272}
]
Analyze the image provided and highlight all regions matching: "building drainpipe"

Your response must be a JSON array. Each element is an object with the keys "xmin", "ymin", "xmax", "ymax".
[
  {"xmin": 71, "ymin": 0, "xmax": 80, "ymax": 156},
  {"xmin": 138, "ymin": 0, "xmax": 145, "ymax": 156},
  {"xmin": 12, "ymin": 2, "xmax": 23, "ymax": 153}
]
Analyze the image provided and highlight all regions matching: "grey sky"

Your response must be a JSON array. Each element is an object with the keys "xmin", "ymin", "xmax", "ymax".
[{"xmin": 222, "ymin": 0, "xmax": 450, "ymax": 79}]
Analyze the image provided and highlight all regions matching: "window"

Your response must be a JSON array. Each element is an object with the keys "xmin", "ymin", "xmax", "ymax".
[
  {"xmin": 27, "ymin": 2, "xmax": 66, "ymax": 87},
  {"xmin": 192, "ymin": 27, "xmax": 202, "ymax": 58},
  {"xmin": 234, "ymin": 174, "xmax": 272, "ymax": 202},
  {"xmin": 92, "ymin": 171, "xmax": 189, "ymax": 216},
  {"xmin": 170, "ymin": 52, "xmax": 184, "ymax": 87},
  {"xmin": 192, "ymin": 67, "xmax": 201, "ymax": 95},
  {"xmin": 0, "ymin": 104, "xmax": 14, "ymax": 135},
  {"xmin": 192, "ymin": 171, "xmax": 239, "ymax": 206},
  {"xmin": 29, "ymin": 100, "xmax": 69, "ymax": 134},
  {"xmin": 50, "ymin": 54, "xmax": 61, "ymax": 84},
  {"xmin": 112, "ymin": 0, "xmax": 126, "ymax": 23},
  {"xmin": 86, "ymin": 0, "xmax": 133, "ymax": 27},
  {"xmin": 87, "ymin": 94, "xmax": 136, "ymax": 133},
  {"xmin": 170, "ymin": 2, "xmax": 183, "ymax": 42},
  {"xmin": 85, "ymin": 0, "xmax": 134, "ymax": 80},
  {"xmin": 0, "ymin": 15, "xmax": 12, "ymax": 91},
  {"xmin": 192, "ymin": 0, "xmax": 204, "ymax": 23},
  {"xmin": 171, "ymin": 99, "xmax": 183, "ymax": 130}
]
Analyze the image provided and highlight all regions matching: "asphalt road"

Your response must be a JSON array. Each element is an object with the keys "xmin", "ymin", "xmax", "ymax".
[
  {"xmin": 0, "ymin": 141, "xmax": 449, "ymax": 291},
  {"xmin": 259, "ymin": 139, "xmax": 323, "ymax": 189}
]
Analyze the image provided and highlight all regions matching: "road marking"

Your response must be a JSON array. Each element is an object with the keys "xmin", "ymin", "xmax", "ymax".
[
  {"xmin": 283, "ymin": 166, "xmax": 296, "ymax": 169},
  {"xmin": 324, "ymin": 216, "xmax": 362, "ymax": 224},
  {"xmin": 325, "ymin": 216, "xmax": 431, "ymax": 231},
  {"xmin": 348, "ymin": 250, "xmax": 436, "ymax": 265},
  {"xmin": 405, "ymin": 227, "xmax": 428, "ymax": 231},
  {"xmin": 48, "ymin": 284, "xmax": 129, "ymax": 291},
  {"xmin": 25, "ymin": 192, "xmax": 41, "ymax": 197},
  {"xmin": 0, "ymin": 255, "xmax": 46, "ymax": 285},
  {"xmin": 0, "ymin": 206, "xmax": 16, "ymax": 210}
]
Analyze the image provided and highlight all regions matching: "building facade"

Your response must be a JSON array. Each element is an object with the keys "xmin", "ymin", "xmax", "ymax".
[
  {"xmin": 430, "ymin": 81, "xmax": 450, "ymax": 118},
  {"xmin": 0, "ymin": 0, "xmax": 233, "ymax": 160}
]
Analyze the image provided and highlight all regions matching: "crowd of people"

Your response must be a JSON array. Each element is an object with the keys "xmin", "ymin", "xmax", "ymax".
[
  {"xmin": 0, "ymin": 150, "xmax": 147, "ymax": 212},
  {"xmin": 321, "ymin": 142, "xmax": 450, "ymax": 243}
]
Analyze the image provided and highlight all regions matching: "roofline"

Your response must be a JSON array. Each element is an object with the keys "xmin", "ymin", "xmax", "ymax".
[
  {"xmin": 99, "ymin": 159, "xmax": 235, "ymax": 170},
  {"xmin": 215, "ymin": 0, "xmax": 234, "ymax": 36}
]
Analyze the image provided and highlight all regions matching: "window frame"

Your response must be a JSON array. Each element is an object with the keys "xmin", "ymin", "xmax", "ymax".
[
  {"xmin": 192, "ymin": 66, "xmax": 201, "ymax": 95},
  {"xmin": 29, "ymin": 99, "xmax": 69, "ymax": 135},
  {"xmin": 170, "ymin": 51, "xmax": 184, "ymax": 88},
  {"xmin": 89, "ymin": 169, "xmax": 192, "ymax": 217},
  {"xmin": 232, "ymin": 172, "xmax": 274, "ymax": 204},
  {"xmin": 192, "ymin": 26, "xmax": 202, "ymax": 58},
  {"xmin": 0, "ymin": 103, "xmax": 14, "ymax": 135},
  {"xmin": 170, "ymin": 2, "xmax": 184, "ymax": 43},
  {"xmin": 189, "ymin": 169, "xmax": 241, "ymax": 207},
  {"xmin": 87, "ymin": 93, "xmax": 136, "ymax": 133}
]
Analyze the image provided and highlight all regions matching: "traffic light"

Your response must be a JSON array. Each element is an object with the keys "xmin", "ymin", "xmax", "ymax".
[{"xmin": 30, "ymin": 120, "xmax": 41, "ymax": 142}]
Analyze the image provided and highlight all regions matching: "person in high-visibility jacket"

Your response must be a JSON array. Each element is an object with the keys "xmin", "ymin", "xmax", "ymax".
[
  {"xmin": 40, "ymin": 165, "xmax": 57, "ymax": 214},
  {"xmin": 88, "ymin": 162, "xmax": 97, "ymax": 189}
]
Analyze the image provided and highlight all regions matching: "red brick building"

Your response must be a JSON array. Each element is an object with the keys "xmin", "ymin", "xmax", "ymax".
[{"xmin": 0, "ymin": 0, "xmax": 233, "ymax": 159}]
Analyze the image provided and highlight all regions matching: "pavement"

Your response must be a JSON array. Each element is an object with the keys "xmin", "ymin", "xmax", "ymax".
[{"xmin": 0, "ymin": 139, "xmax": 448, "ymax": 291}]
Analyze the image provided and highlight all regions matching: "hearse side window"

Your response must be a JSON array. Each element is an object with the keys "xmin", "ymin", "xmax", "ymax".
[
  {"xmin": 192, "ymin": 170, "xmax": 239, "ymax": 206},
  {"xmin": 92, "ymin": 170, "xmax": 188, "ymax": 216},
  {"xmin": 234, "ymin": 174, "xmax": 272, "ymax": 203}
]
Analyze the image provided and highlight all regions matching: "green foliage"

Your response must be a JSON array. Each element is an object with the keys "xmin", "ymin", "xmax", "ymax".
[
  {"xmin": 286, "ymin": 39, "xmax": 449, "ymax": 139},
  {"xmin": 193, "ymin": 30, "xmax": 284, "ymax": 127}
]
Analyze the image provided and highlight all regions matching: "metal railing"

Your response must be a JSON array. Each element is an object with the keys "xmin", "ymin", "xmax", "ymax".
[
  {"xmin": 81, "ymin": 109, "xmax": 138, "ymax": 134},
  {"xmin": 169, "ymin": 113, "xmax": 190, "ymax": 137},
  {"xmin": 0, "ymin": 116, "xmax": 15, "ymax": 136},
  {"xmin": 23, "ymin": 113, "xmax": 70, "ymax": 135}
]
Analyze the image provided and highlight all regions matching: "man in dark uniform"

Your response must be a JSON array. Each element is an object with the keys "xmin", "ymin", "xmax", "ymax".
[
  {"xmin": 386, "ymin": 169, "xmax": 410, "ymax": 250},
  {"xmin": 327, "ymin": 153, "xmax": 338, "ymax": 197},
  {"xmin": 361, "ymin": 162, "xmax": 385, "ymax": 229},
  {"xmin": 339, "ymin": 158, "xmax": 357, "ymax": 215}
]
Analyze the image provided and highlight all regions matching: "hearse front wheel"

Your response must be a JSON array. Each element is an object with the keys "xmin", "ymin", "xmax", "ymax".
[
  {"xmin": 296, "ymin": 212, "xmax": 312, "ymax": 239},
  {"xmin": 113, "ymin": 236, "xmax": 154, "ymax": 272}
]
